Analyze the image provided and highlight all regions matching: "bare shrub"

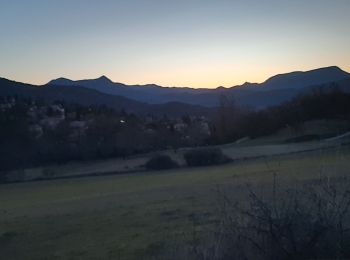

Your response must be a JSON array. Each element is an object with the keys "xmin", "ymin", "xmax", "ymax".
[
  {"xmin": 164, "ymin": 177, "xmax": 350, "ymax": 260},
  {"xmin": 184, "ymin": 148, "xmax": 231, "ymax": 167},
  {"xmin": 145, "ymin": 155, "xmax": 179, "ymax": 170},
  {"xmin": 209, "ymin": 178, "xmax": 350, "ymax": 260}
]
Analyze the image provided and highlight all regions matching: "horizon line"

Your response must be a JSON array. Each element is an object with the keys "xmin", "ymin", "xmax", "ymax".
[{"xmin": 2, "ymin": 65, "xmax": 347, "ymax": 90}]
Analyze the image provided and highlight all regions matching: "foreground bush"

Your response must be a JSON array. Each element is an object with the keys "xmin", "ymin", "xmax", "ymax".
[
  {"xmin": 184, "ymin": 148, "xmax": 231, "ymax": 167},
  {"xmin": 145, "ymin": 155, "xmax": 179, "ymax": 170},
  {"xmin": 184, "ymin": 178, "xmax": 350, "ymax": 260}
]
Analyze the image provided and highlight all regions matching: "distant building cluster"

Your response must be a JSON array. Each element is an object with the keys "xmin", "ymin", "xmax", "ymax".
[{"xmin": 0, "ymin": 96, "xmax": 211, "ymax": 151}]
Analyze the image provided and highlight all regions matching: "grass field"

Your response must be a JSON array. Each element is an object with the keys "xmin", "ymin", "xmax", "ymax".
[{"xmin": 1, "ymin": 143, "xmax": 350, "ymax": 259}]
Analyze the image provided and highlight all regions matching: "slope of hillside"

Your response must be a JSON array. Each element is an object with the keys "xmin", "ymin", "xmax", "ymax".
[
  {"xmin": 0, "ymin": 78, "xmax": 213, "ymax": 117},
  {"xmin": 261, "ymin": 66, "xmax": 350, "ymax": 90}
]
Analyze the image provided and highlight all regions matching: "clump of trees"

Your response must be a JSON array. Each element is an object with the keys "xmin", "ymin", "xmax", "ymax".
[
  {"xmin": 211, "ymin": 87, "xmax": 350, "ymax": 144},
  {"xmin": 145, "ymin": 155, "xmax": 179, "ymax": 170},
  {"xmin": 1, "ymin": 86, "xmax": 349, "ymax": 174},
  {"xmin": 0, "ymin": 96, "xmax": 204, "ymax": 172},
  {"xmin": 184, "ymin": 148, "xmax": 231, "ymax": 167}
]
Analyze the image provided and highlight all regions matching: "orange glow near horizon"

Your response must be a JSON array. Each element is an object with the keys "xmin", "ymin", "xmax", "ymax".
[
  {"xmin": 1, "ymin": 1, "xmax": 349, "ymax": 89},
  {"xmin": 18, "ymin": 63, "xmax": 350, "ymax": 89}
]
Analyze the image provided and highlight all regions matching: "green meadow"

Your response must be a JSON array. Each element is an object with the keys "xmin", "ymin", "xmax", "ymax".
[{"xmin": 1, "ymin": 143, "xmax": 349, "ymax": 259}]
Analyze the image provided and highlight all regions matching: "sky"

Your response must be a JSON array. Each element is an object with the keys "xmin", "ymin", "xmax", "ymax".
[{"xmin": 0, "ymin": 0, "xmax": 349, "ymax": 88}]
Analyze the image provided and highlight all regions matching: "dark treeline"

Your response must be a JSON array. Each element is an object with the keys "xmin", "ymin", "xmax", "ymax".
[
  {"xmin": 1, "ymin": 86, "xmax": 350, "ymax": 171},
  {"xmin": 211, "ymin": 87, "xmax": 350, "ymax": 144},
  {"xmin": 0, "ymin": 97, "xmax": 210, "ymax": 171}
]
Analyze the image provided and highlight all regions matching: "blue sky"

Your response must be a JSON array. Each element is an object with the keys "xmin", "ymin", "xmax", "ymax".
[{"xmin": 1, "ymin": 0, "xmax": 349, "ymax": 88}]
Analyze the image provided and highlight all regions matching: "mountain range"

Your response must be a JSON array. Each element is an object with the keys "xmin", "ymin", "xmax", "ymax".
[
  {"xmin": 48, "ymin": 66, "xmax": 350, "ymax": 107},
  {"xmin": 1, "ymin": 66, "xmax": 349, "ymax": 115}
]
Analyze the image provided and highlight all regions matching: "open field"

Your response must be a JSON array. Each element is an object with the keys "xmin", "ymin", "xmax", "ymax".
[{"xmin": 1, "ymin": 144, "xmax": 350, "ymax": 259}]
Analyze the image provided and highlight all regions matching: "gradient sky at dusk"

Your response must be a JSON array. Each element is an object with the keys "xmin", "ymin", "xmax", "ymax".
[{"xmin": 1, "ymin": 0, "xmax": 349, "ymax": 88}]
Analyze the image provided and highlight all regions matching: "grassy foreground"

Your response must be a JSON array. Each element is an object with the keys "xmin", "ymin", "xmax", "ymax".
[{"xmin": 1, "ymin": 145, "xmax": 350, "ymax": 259}]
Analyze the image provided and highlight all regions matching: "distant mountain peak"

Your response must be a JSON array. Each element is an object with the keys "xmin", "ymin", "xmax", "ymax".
[
  {"xmin": 262, "ymin": 66, "xmax": 350, "ymax": 90},
  {"xmin": 321, "ymin": 65, "xmax": 343, "ymax": 71},
  {"xmin": 241, "ymin": 82, "xmax": 257, "ymax": 87},
  {"xmin": 55, "ymin": 77, "xmax": 71, "ymax": 81},
  {"xmin": 96, "ymin": 75, "xmax": 113, "ymax": 83},
  {"xmin": 48, "ymin": 77, "xmax": 74, "ymax": 86}
]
